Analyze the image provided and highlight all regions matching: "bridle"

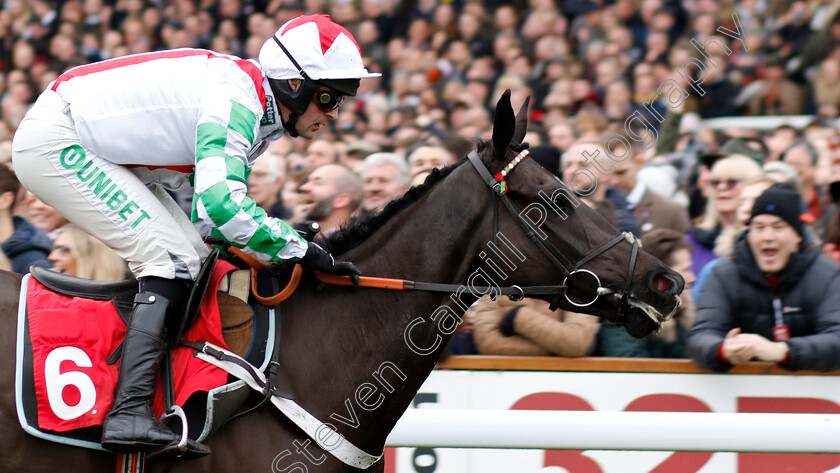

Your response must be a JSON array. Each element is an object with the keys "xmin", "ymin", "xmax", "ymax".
[
  {"xmin": 466, "ymin": 147, "xmax": 640, "ymax": 323},
  {"xmin": 231, "ymin": 146, "xmax": 643, "ymax": 324}
]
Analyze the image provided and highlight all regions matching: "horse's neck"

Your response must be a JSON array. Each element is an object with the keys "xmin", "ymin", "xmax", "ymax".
[
  {"xmin": 351, "ymin": 180, "xmax": 491, "ymax": 286},
  {"xmin": 279, "ymin": 169, "xmax": 492, "ymax": 453}
]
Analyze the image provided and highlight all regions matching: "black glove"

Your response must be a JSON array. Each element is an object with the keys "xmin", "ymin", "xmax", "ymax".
[
  {"xmin": 299, "ymin": 242, "xmax": 361, "ymax": 285},
  {"xmin": 498, "ymin": 306, "xmax": 524, "ymax": 337}
]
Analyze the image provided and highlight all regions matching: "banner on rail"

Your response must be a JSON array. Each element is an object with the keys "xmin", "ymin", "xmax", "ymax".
[{"xmin": 386, "ymin": 370, "xmax": 840, "ymax": 473}]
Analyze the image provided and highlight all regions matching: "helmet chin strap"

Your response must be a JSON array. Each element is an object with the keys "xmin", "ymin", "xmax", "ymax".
[{"xmin": 267, "ymin": 76, "xmax": 307, "ymax": 138}]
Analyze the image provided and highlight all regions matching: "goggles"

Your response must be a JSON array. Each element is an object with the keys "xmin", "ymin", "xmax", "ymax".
[{"xmin": 315, "ymin": 89, "xmax": 345, "ymax": 111}]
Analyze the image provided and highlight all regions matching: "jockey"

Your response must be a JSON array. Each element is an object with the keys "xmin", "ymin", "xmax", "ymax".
[{"xmin": 11, "ymin": 15, "xmax": 375, "ymax": 455}]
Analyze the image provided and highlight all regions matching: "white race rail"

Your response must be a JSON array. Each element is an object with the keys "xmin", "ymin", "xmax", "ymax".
[{"xmin": 385, "ymin": 409, "xmax": 840, "ymax": 453}]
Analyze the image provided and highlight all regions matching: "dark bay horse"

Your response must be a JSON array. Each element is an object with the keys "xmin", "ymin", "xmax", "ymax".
[{"xmin": 0, "ymin": 92, "xmax": 683, "ymax": 472}]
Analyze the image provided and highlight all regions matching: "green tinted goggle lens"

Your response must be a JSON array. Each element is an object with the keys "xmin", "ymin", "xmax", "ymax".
[{"xmin": 315, "ymin": 90, "xmax": 344, "ymax": 111}]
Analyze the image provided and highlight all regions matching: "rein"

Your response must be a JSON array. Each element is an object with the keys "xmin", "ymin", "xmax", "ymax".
[
  {"xmin": 227, "ymin": 246, "xmax": 567, "ymax": 302},
  {"xmin": 226, "ymin": 148, "xmax": 640, "ymax": 322}
]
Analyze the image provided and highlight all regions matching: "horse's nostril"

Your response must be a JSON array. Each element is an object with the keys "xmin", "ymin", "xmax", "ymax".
[{"xmin": 652, "ymin": 274, "xmax": 673, "ymax": 293}]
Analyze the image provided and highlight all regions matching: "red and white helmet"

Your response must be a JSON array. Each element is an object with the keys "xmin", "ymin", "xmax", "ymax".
[{"xmin": 259, "ymin": 14, "xmax": 380, "ymax": 83}]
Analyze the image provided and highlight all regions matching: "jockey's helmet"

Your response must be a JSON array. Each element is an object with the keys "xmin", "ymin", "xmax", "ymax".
[{"xmin": 259, "ymin": 14, "xmax": 380, "ymax": 136}]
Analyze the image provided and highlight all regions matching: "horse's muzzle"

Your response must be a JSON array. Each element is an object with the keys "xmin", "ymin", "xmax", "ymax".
[{"xmin": 622, "ymin": 293, "xmax": 682, "ymax": 339}]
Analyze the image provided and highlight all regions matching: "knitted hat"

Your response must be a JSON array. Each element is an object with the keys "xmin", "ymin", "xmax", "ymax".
[{"xmin": 749, "ymin": 183, "xmax": 804, "ymax": 235}]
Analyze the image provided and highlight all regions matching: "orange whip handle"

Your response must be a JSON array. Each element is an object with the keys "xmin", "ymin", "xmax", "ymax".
[
  {"xmin": 313, "ymin": 272, "xmax": 407, "ymax": 290},
  {"xmin": 227, "ymin": 247, "xmax": 412, "ymax": 301},
  {"xmin": 227, "ymin": 246, "xmax": 303, "ymax": 304}
]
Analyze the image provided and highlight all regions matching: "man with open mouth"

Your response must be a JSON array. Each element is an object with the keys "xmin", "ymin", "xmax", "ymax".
[{"xmin": 688, "ymin": 183, "xmax": 840, "ymax": 372}]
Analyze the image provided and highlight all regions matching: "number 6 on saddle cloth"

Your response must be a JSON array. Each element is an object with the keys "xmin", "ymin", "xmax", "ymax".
[{"xmin": 15, "ymin": 249, "xmax": 283, "ymax": 454}]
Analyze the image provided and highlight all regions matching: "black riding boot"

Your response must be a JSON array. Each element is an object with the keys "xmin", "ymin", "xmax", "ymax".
[{"xmin": 101, "ymin": 277, "xmax": 188, "ymax": 453}]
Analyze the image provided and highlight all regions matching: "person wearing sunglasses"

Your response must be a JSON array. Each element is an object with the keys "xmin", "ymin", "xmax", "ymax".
[
  {"xmin": 688, "ymin": 154, "xmax": 764, "ymax": 276},
  {"xmin": 12, "ymin": 14, "xmax": 378, "ymax": 456}
]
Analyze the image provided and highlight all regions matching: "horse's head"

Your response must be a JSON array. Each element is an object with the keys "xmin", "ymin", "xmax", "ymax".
[{"xmin": 474, "ymin": 91, "xmax": 683, "ymax": 338}]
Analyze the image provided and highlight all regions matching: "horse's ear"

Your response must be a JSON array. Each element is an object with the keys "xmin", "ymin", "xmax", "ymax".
[
  {"xmin": 491, "ymin": 90, "xmax": 515, "ymax": 161},
  {"xmin": 512, "ymin": 96, "xmax": 530, "ymax": 144}
]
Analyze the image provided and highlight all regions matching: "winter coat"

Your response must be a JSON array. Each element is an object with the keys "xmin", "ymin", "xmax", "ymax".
[
  {"xmin": 597, "ymin": 321, "xmax": 688, "ymax": 358},
  {"xmin": 605, "ymin": 187, "xmax": 642, "ymax": 237},
  {"xmin": 266, "ymin": 193, "xmax": 293, "ymax": 220},
  {"xmin": 1, "ymin": 216, "xmax": 52, "ymax": 275},
  {"xmin": 699, "ymin": 78, "xmax": 742, "ymax": 118},
  {"xmin": 472, "ymin": 297, "xmax": 599, "ymax": 357},
  {"xmin": 687, "ymin": 235, "xmax": 840, "ymax": 372},
  {"xmin": 687, "ymin": 224, "xmax": 721, "ymax": 276}
]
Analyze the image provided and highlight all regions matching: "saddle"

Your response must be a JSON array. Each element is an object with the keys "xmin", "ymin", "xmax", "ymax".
[
  {"xmin": 14, "ymin": 257, "xmax": 283, "ymax": 456},
  {"xmin": 16, "ymin": 229, "xmax": 383, "ymax": 470}
]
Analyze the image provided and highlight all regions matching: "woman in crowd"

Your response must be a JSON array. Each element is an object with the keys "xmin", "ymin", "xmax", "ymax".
[
  {"xmin": 687, "ymin": 155, "xmax": 763, "ymax": 276},
  {"xmin": 18, "ymin": 194, "xmax": 69, "ymax": 240},
  {"xmin": 49, "ymin": 224, "xmax": 130, "ymax": 281}
]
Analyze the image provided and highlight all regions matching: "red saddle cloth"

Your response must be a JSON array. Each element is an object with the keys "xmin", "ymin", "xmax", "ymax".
[{"xmin": 27, "ymin": 260, "xmax": 236, "ymax": 433}]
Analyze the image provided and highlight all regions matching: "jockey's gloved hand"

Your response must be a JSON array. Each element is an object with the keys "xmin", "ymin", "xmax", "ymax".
[{"xmin": 300, "ymin": 242, "xmax": 361, "ymax": 285}]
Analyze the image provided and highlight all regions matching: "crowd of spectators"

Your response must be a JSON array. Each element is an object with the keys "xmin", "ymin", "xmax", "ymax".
[{"xmin": 3, "ymin": 0, "xmax": 840, "ymax": 369}]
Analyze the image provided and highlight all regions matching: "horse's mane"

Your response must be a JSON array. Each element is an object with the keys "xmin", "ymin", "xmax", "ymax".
[{"xmin": 321, "ymin": 159, "xmax": 468, "ymax": 256}]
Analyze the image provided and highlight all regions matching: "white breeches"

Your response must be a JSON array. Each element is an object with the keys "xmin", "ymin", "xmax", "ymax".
[{"xmin": 12, "ymin": 90, "xmax": 209, "ymax": 280}]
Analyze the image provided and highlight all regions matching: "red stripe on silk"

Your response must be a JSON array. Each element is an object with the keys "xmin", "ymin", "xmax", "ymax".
[
  {"xmin": 51, "ymin": 50, "xmax": 266, "ymax": 110},
  {"xmin": 282, "ymin": 14, "xmax": 362, "ymax": 55},
  {"xmin": 231, "ymin": 57, "xmax": 266, "ymax": 109},
  {"xmin": 51, "ymin": 50, "xmax": 210, "ymax": 91}
]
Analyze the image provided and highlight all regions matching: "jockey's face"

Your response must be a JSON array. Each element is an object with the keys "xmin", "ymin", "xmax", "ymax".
[{"xmin": 293, "ymin": 86, "xmax": 342, "ymax": 140}]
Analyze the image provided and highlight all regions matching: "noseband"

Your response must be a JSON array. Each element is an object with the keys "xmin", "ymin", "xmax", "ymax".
[{"xmin": 467, "ymin": 149, "xmax": 640, "ymax": 323}]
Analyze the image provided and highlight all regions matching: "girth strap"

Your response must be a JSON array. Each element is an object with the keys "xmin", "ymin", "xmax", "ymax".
[{"xmin": 187, "ymin": 341, "xmax": 382, "ymax": 469}]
